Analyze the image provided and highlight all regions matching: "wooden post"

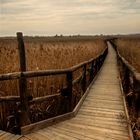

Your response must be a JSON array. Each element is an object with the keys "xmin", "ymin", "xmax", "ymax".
[
  {"xmin": 133, "ymin": 77, "xmax": 140, "ymax": 118},
  {"xmin": 82, "ymin": 65, "xmax": 86, "ymax": 93},
  {"xmin": 94, "ymin": 59, "xmax": 98, "ymax": 75},
  {"xmin": 66, "ymin": 71, "xmax": 73, "ymax": 112},
  {"xmin": 17, "ymin": 32, "xmax": 31, "ymax": 126},
  {"xmin": 90, "ymin": 61, "xmax": 94, "ymax": 82},
  {"xmin": 17, "ymin": 32, "xmax": 26, "ymax": 72},
  {"xmin": 99, "ymin": 56, "xmax": 101, "ymax": 69},
  {"xmin": 123, "ymin": 65, "xmax": 130, "ymax": 95}
]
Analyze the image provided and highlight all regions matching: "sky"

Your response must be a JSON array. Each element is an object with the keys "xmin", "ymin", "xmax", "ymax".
[{"xmin": 0, "ymin": 0, "xmax": 140, "ymax": 36}]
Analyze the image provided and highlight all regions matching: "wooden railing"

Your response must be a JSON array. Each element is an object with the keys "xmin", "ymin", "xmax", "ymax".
[
  {"xmin": 110, "ymin": 40, "xmax": 140, "ymax": 119},
  {"xmin": 0, "ymin": 33, "xmax": 108, "ymax": 134}
]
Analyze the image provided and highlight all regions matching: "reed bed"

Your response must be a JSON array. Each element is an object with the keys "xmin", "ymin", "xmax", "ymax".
[
  {"xmin": 0, "ymin": 37, "xmax": 106, "ymax": 98},
  {"xmin": 115, "ymin": 38, "xmax": 140, "ymax": 72}
]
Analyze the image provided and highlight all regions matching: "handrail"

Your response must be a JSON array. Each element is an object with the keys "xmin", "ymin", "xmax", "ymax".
[
  {"xmin": 0, "ymin": 47, "xmax": 107, "ymax": 81},
  {"xmin": 0, "ymin": 94, "xmax": 60, "ymax": 103},
  {"xmin": 29, "ymin": 94, "xmax": 60, "ymax": 104},
  {"xmin": 117, "ymin": 50, "xmax": 140, "ymax": 82},
  {"xmin": 110, "ymin": 40, "xmax": 140, "ymax": 82},
  {"xmin": 0, "ymin": 69, "xmax": 70, "ymax": 81},
  {"xmin": 0, "ymin": 96, "xmax": 20, "ymax": 102}
]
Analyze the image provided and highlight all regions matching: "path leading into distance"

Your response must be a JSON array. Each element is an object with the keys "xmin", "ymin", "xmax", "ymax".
[{"xmin": 0, "ymin": 42, "xmax": 131, "ymax": 140}]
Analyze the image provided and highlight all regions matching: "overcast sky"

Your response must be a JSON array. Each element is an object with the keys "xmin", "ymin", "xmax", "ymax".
[{"xmin": 0, "ymin": 0, "xmax": 140, "ymax": 36}]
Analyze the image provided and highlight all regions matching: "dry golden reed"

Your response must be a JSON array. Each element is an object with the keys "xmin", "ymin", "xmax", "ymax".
[
  {"xmin": 0, "ymin": 37, "xmax": 106, "ymax": 97},
  {"xmin": 116, "ymin": 38, "xmax": 140, "ymax": 72}
]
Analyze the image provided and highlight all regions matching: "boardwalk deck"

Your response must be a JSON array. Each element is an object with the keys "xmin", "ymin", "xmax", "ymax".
[{"xmin": 0, "ymin": 42, "xmax": 131, "ymax": 140}]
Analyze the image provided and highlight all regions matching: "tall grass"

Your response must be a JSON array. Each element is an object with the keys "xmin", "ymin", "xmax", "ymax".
[
  {"xmin": 0, "ymin": 37, "xmax": 106, "ymax": 97},
  {"xmin": 115, "ymin": 38, "xmax": 140, "ymax": 72}
]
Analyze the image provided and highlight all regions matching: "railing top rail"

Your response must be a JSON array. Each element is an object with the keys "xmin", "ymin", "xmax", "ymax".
[
  {"xmin": 0, "ymin": 69, "xmax": 70, "ymax": 81},
  {"xmin": 118, "ymin": 51, "xmax": 140, "ymax": 81},
  {"xmin": 110, "ymin": 41, "xmax": 140, "ymax": 82},
  {"xmin": 0, "ymin": 96, "xmax": 20, "ymax": 102},
  {"xmin": 0, "ymin": 94, "xmax": 60, "ymax": 102},
  {"xmin": 0, "ymin": 47, "xmax": 107, "ymax": 81}
]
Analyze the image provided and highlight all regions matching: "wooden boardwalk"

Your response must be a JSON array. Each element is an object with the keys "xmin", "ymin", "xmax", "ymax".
[{"xmin": 0, "ymin": 43, "xmax": 131, "ymax": 140}]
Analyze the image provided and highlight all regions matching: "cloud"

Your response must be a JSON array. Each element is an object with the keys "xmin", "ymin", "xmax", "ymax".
[
  {"xmin": 0, "ymin": 0, "xmax": 140, "ymax": 36},
  {"xmin": 1, "ymin": 0, "xmax": 140, "ymax": 19}
]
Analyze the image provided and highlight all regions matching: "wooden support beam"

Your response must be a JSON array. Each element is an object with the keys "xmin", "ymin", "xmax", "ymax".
[
  {"xmin": 82, "ymin": 65, "xmax": 87, "ymax": 93},
  {"xmin": 133, "ymin": 77, "xmax": 140, "ymax": 118},
  {"xmin": 17, "ymin": 32, "xmax": 31, "ymax": 126},
  {"xmin": 90, "ymin": 61, "xmax": 94, "ymax": 82},
  {"xmin": 66, "ymin": 72, "xmax": 73, "ymax": 111}
]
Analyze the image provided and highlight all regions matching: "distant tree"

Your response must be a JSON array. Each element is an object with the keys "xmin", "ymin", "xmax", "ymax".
[{"xmin": 55, "ymin": 34, "xmax": 58, "ymax": 37}]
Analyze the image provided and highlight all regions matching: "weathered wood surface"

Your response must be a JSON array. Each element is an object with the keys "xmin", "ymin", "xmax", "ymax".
[
  {"xmin": 17, "ymin": 32, "xmax": 31, "ymax": 126},
  {"xmin": 0, "ymin": 43, "xmax": 131, "ymax": 140}
]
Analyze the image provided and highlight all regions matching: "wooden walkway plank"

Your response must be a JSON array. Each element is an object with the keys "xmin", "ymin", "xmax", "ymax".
[
  {"xmin": 9, "ymin": 135, "xmax": 23, "ymax": 140},
  {"xmin": 50, "ymin": 126, "xmax": 114, "ymax": 140},
  {"xmin": 38, "ymin": 128, "xmax": 78, "ymax": 140},
  {"xmin": 68, "ymin": 116, "xmax": 128, "ymax": 128},
  {"xmin": 0, "ymin": 131, "xmax": 7, "ymax": 137},
  {"xmin": 26, "ymin": 132, "xmax": 51, "ymax": 140},
  {"xmin": 0, "ymin": 132, "xmax": 16, "ymax": 140},
  {"xmin": 51, "ymin": 123, "xmax": 129, "ymax": 140},
  {"xmin": 49, "ymin": 126, "xmax": 94, "ymax": 140}
]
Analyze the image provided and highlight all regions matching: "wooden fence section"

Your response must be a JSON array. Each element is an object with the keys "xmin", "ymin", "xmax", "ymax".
[
  {"xmin": 19, "ymin": 41, "xmax": 131, "ymax": 140},
  {"xmin": 110, "ymin": 40, "xmax": 140, "ymax": 118},
  {"xmin": 110, "ymin": 40, "xmax": 140, "ymax": 139},
  {"xmin": 0, "ymin": 33, "xmax": 108, "ymax": 134}
]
